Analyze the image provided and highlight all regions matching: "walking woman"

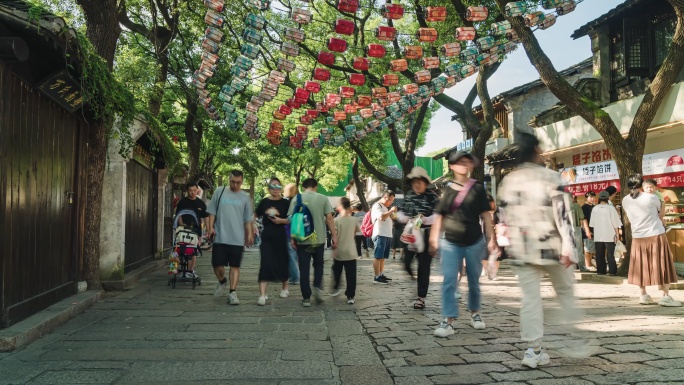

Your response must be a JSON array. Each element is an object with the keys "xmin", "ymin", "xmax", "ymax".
[
  {"xmin": 429, "ymin": 151, "xmax": 497, "ymax": 337},
  {"xmin": 254, "ymin": 178, "xmax": 291, "ymax": 305},
  {"xmin": 621, "ymin": 174, "xmax": 681, "ymax": 307},
  {"xmin": 397, "ymin": 167, "xmax": 439, "ymax": 310}
]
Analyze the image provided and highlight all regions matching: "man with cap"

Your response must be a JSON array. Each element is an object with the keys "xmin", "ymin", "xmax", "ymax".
[
  {"xmin": 589, "ymin": 190, "xmax": 622, "ymax": 275},
  {"xmin": 397, "ymin": 167, "xmax": 439, "ymax": 310}
]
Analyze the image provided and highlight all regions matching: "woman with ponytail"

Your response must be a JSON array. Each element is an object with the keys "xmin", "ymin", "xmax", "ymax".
[{"xmin": 621, "ymin": 173, "xmax": 681, "ymax": 307}]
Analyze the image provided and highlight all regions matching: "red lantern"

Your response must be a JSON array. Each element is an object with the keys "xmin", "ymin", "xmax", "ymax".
[
  {"xmin": 389, "ymin": 59, "xmax": 408, "ymax": 72},
  {"xmin": 441, "ymin": 42, "xmax": 461, "ymax": 57},
  {"xmin": 404, "ymin": 46, "xmax": 423, "ymax": 60},
  {"xmin": 318, "ymin": 51, "xmax": 335, "ymax": 66},
  {"xmin": 328, "ymin": 38, "xmax": 348, "ymax": 53},
  {"xmin": 465, "ymin": 6, "xmax": 488, "ymax": 22},
  {"xmin": 414, "ymin": 70, "xmax": 431, "ymax": 83},
  {"xmin": 366, "ymin": 44, "xmax": 386, "ymax": 58},
  {"xmin": 357, "ymin": 95, "xmax": 372, "ymax": 106},
  {"xmin": 337, "ymin": 0, "xmax": 359, "ymax": 13},
  {"xmin": 403, "ymin": 83, "xmax": 418, "ymax": 94},
  {"xmin": 339, "ymin": 86, "xmax": 355, "ymax": 98},
  {"xmin": 317, "ymin": 102, "xmax": 329, "ymax": 113},
  {"xmin": 304, "ymin": 80, "xmax": 321, "ymax": 93},
  {"xmin": 300, "ymin": 115, "xmax": 313, "ymax": 125},
  {"xmin": 334, "ymin": 111, "xmax": 347, "ymax": 121},
  {"xmin": 455, "ymin": 27, "xmax": 476, "ymax": 41},
  {"xmin": 381, "ymin": 3, "xmax": 404, "ymax": 19},
  {"xmin": 344, "ymin": 104, "xmax": 357, "ymax": 114},
  {"xmin": 286, "ymin": 98, "xmax": 301, "ymax": 109},
  {"xmin": 422, "ymin": 57, "xmax": 440, "ymax": 70},
  {"xmin": 352, "ymin": 57, "xmax": 369, "ymax": 71},
  {"xmin": 372, "ymin": 87, "xmax": 387, "ymax": 99},
  {"xmin": 295, "ymin": 88, "xmax": 310, "ymax": 103},
  {"xmin": 383, "ymin": 74, "xmax": 399, "ymax": 86},
  {"xmin": 425, "ymin": 7, "xmax": 447, "ymax": 22},
  {"xmin": 387, "ymin": 91, "xmax": 401, "ymax": 103},
  {"xmin": 326, "ymin": 93, "xmax": 341, "ymax": 106},
  {"xmin": 334, "ymin": 19, "xmax": 355, "ymax": 35},
  {"xmin": 416, "ymin": 28, "xmax": 438, "ymax": 43},
  {"xmin": 306, "ymin": 109, "xmax": 319, "ymax": 118},
  {"xmin": 360, "ymin": 108, "xmax": 373, "ymax": 119},
  {"xmin": 270, "ymin": 122, "xmax": 284, "ymax": 131},
  {"xmin": 313, "ymin": 68, "xmax": 331, "ymax": 81},
  {"xmin": 375, "ymin": 26, "xmax": 397, "ymax": 41},
  {"xmin": 349, "ymin": 73, "xmax": 366, "ymax": 86},
  {"xmin": 273, "ymin": 110, "xmax": 287, "ymax": 120}
]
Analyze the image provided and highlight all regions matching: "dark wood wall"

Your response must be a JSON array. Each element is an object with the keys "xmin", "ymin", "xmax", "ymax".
[
  {"xmin": 0, "ymin": 64, "xmax": 83, "ymax": 327},
  {"xmin": 124, "ymin": 160, "xmax": 156, "ymax": 273}
]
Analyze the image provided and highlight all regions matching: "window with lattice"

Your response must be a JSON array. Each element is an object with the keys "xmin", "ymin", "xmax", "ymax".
[
  {"xmin": 623, "ymin": 18, "xmax": 650, "ymax": 77},
  {"xmin": 654, "ymin": 16, "xmax": 676, "ymax": 67}
]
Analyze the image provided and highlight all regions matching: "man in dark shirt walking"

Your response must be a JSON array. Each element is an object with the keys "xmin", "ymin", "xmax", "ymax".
[
  {"xmin": 581, "ymin": 192, "xmax": 596, "ymax": 271},
  {"xmin": 175, "ymin": 182, "xmax": 208, "ymax": 278}
]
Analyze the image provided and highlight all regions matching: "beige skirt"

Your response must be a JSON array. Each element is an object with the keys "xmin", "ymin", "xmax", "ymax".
[{"xmin": 628, "ymin": 233, "xmax": 679, "ymax": 286}]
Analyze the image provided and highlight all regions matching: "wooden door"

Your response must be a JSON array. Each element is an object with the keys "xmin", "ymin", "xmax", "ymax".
[
  {"xmin": 124, "ymin": 160, "xmax": 156, "ymax": 272},
  {"xmin": 0, "ymin": 66, "xmax": 79, "ymax": 327}
]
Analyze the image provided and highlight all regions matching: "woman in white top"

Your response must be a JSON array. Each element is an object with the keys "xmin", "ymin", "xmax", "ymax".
[
  {"xmin": 621, "ymin": 174, "xmax": 681, "ymax": 307},
  {"xmin": 589, "ymin": 190, "xmax": 622, "ymax": 275}
]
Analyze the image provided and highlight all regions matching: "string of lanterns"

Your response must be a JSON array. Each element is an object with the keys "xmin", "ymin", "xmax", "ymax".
[{"xmin": 194, "ymin": 0, "xmax": 581, "ymax": 149}]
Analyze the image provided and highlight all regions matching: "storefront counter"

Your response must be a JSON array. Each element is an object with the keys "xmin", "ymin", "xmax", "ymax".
[{"xmin": 666, "ymin": 228, "xmax": 684, "ymax": 275}]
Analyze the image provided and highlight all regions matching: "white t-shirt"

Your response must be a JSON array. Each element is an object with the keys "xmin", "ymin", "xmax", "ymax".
[
  {"xmin": 622, "ymin": 193, "xmax": 665, "ymax": 238},
  {"xmin": 371, "ymin": 202, "xmax": 393, "ymax": 238},
  {"xmin": 589, "ymin": 204, "xmax": 622, "ymax": 242}
]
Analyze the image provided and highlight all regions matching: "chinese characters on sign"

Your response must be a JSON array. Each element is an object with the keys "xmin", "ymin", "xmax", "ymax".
[
  {"xmin": 38, "ymin": 70, "xmax": 84, "ymax": 112},
  {"xmin": 564, "ymin": 181, "xmax": 620, "ymax": 195},
  {"xmin": 572, "ymin": 148, "xmax": 612, "ymax": 166}
]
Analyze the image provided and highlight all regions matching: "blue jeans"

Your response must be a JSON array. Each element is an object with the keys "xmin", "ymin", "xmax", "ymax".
[
  {"xmin": 287, "ymin": 240, "xmax": 300, "ymax": 283},
  {"xmin": 372, "ymin": 236, "xmax": 392, "ymax": 259},
  {"xmin": 440, "ymin": 238, "xmax": 485, "ymax": 319},
  {"xmin": 297, "ymin": 244, "xmax": 325, "ymax": 299}
]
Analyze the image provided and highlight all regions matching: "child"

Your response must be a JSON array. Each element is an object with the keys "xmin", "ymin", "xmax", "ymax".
[{"xmin": 331, "ymin": 197, "xmax": 360, "ymax": 304}]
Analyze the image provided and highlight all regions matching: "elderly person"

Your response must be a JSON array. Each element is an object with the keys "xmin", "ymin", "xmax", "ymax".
[{"xmin": 397, "ymin": 167, "xmax": 439, "ymax": 310}]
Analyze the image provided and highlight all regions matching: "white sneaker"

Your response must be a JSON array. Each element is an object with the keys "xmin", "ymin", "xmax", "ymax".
[
  {"xmin": 279, "ymin": 289, "xmax": 289, "ymax": 298},
  {"xmin": 433, "ymin": 320, "xmax": 455, "ymax": 338},
  {"xmin": 658, "ymin": 295, "xmax": 682, "ymax": 307},
  {"xmin": 639, "ymin": 294, "xmax": 657, "ymax": 305},
  {"xmin": 257, "ymin": 295, "xmax": 267, "ymax": 306},
  {"xmin": 214, "ymin": 282, "xmax": 227, "ymax": 297},
  {"xmin": 471, "ymin": 314, "xmax": 486, "ymax": 329},
  {"xmin": 521, "ymin": 348, "xmax": 550, "ymax": 368},
  {"xmin": 228, "ymin": 291, "xmax": 240, "ymax": 305},
  {"xmin": 454, "ymin": 290, "xmax": 461, "ymax": 299},
  {"xmin": 330, "ymin": 289, "xmax": 343, "ymax": 297},
  {"xmin": 313, "ymin": 288, "xmax": 325, "ymax": 304},
  {"xmin": 347, "ymin": 297, "xmax": 355, "ymax": 304}
]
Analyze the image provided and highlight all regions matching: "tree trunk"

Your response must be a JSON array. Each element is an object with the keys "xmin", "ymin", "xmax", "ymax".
[
  {"xmin": 76, "ymin": 0, "xmax": 122, "ymax": 288},
  {"xmin": 184, "ymin": 97, "xmax": 201, "ymax": 181},
  {"xmin": 352, "ymin": 156, "xmax": 369, "ymax": 211},
  {"xmin": 349, "ymin": 142, "xmax": 402, "ymax": 188}
]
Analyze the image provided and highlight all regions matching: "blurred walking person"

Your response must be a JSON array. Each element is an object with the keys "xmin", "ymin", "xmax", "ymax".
[
  {"xmin": 283, "ymin": 183, "xmax": 300, "ymax": 285},
  {"xmin": 331, "ymin": 198, "xmax": 360, "ymax": 304},
  {"xmin": 589, "ymin": 191, "xmax": 622, "ymax": 276}
]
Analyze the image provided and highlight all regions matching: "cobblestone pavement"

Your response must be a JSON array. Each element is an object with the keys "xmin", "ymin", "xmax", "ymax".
[{"xmin": 2, "ymin": 247, "xmax": 684, "ymax": 385}]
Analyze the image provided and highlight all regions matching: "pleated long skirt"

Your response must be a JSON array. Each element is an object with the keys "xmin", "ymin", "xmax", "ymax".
[{"xmin": 627, "ymin": 233, "xmax": 679, "ymax": 287}]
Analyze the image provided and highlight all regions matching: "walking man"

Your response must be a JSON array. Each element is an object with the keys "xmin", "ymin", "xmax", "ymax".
[
  {"xmin": 372, "ymin": 190, "xmax": 397, "ymax": 284},
  {"xmin": 288, "ymin": 178, "xmax": 338, "ymax": 307},
  {"xmin": 175, "ymin": 182, "xmax": 208, "ymax": 278},
  {"xmin": 206, "ymin": 170, "xmax": 254, "ymax": 305},
  {"xmin": 498, "ymin": 133, "xmax": 587, "ymax": 368},
  {"xmin": 582, "ymin": 191, "xmax": 596, "ymax": 271}
]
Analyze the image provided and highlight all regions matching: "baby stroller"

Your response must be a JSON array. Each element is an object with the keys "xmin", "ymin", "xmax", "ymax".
[{"xmin": 168, "ymin": 209, "xmax": 202, "ymax": 289}]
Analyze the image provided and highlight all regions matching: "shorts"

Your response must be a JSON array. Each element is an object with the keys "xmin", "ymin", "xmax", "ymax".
[
  {"xmin": 212, "ymin": 243, "xmax": 244, "ymax": 268},
  {"xmin": 372, "ymin": 236, "xmax": 392, "ymax": 260},
  {"xmin": 583, "ymin": 239, "xmax": 595, "ymax": 254}
]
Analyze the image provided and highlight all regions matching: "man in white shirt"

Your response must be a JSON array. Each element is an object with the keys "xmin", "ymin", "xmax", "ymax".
[
  {"xmin": 589, "ymin": 190, "xmax": 622, "ymax": 275},
  {"xmin": 371, "ymin": 191, "xmax": 396, "ymax": 284}
]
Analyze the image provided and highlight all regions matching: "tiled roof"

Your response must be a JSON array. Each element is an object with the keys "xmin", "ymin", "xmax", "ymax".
[{"xmin": 571, "ymin": 0, "xmax": 645, "ymax": 39}]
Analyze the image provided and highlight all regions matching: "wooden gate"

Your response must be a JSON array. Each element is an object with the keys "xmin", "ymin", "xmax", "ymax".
[
  {"xmin": 0, "ymin": 66, "xmax": 81, "ymax": 327},
  {"xmin": 124, "ymin": 160, "xmax": 156, "ymax": 272}
]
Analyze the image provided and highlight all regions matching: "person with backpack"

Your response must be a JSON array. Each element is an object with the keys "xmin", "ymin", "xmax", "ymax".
[
  {"xmin": 367, "ymin": 191, "xmax": 397, "ymax": 284},
  {"xmin": 288, "ymin": 178, "xmax": 337, "ymax": 307}
]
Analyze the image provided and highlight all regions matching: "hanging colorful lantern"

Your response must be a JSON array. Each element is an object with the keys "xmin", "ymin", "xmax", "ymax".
[
  {"xmin": 403, "ymin": 83, "xmax": 418, "ymax": 94},
  {"xmin": 205, "ymin": 10, "xmax": 225, "ymax": 28},
  {"xmin": 366, "ymin": 44, "xmax": 386, "ymax": 58},
  {"xmin": 422, "ymin": 57, "xmax": 440, "ymax": 70},
  {"xmin": 205, "ymin": 27, "xmax": 224, "ymax": 43},
  {"xmin": 317, "ymin": 51, "xmax": 336, "ymax": 66},
  {"xmin": 229, "ymin": 66, "xmax": 248, "ymax": 78},
  {"xmin": 425, "ymin": 7, "xmax": 447, "ymax": 22},
  {"xmin": 236, "ymin": 56, "xmax": 253, "ymax": 71},
  {"xmin": 349, "ymin": 74, "xmax": 366, "ymax": 86},
  {"xmin": 325, "ymin": 93, "xmax": 341, "ymax": 106},
  {"xmin": 284, "ymin": 27, "xmax": 305, "ymax": 43},
  {"xmin": 334, "ymin": 111, "xmax": 347, "ymax": 121},
  {"xmin": 192, "ymin": 77, "xmax": 206, "ymax": 89},
  {"xmin": 313, "ymin": 68, "xmax": 331, "ymax": 81},
  {"xmin": 372, "ymin": 109, "xmax": 386, "ymax": 119},
  {"xmin": 196, "ymin": 88, "xmax": 210, "ymax": 99},
  {"xmin": 490, "ymin": 21, "xmax": 512, "ymax": 36},
  {"xmin": 221, "ymin": 103, "xmax": 235, "ymax": 115},
  {"xmin": 337, "ymin": 0, "xmax": 359, "ymax": 13},
  {"xmin": 277, "ymin": 57, "xmax": 295, "ymax": 72},
  {"xmin": 380, "ymin": 3, "xmax": 404, "ymax": 19},
  {"xmin": 292, "ymin": 8, "xmax": 312, "ymax": 24},
  {"xmin": 465, "ymin": 6, "xmax": 488, "ymax": 22},
  {"xmin": 454, "ymin": 27, "xmax": 476, "ymax": 41},
  {"xmin": 281, "ymin": 41, "xmax": 300, "ymax": 56},
  {"xmin": 431, "ymin": 77, "xmax": 447, "ymax": 92},
  {"xmin": 386, "ymin": 103, "xmax": 399, "ymax": 114},
  {"xmin": 372, "ymin": 87, "xmax": 387, "ymax": 99},
  {"xmin": 273, "ymin": 110, "xmax": 287, "ymax": 120},
  {"xmin": 352, "ymin": 57, "xmax": 369, "ymax": 71},
  {"xmin": 246, "ymin": 0, "xmax": 270, "ymax": 11},
  {"xmin": 357, "ymin": 95, "xmax": 372, "ymax": 106},
  {"xmin": 387, "ymin": 92, "xmax": 401, "ymax": 103},
  {"xmin": 460, "ymin": 47, "xmax": 478, "ymax": 62},
  {"xmin": 504, "ymin": 1, "xmax": 527, "ymax": 17},
  {"xmin": 375, "ymin": 26, "xmax": 397, "ymax": 41},
  {"xmin": 268, "ymin": 70, "xmax": 286, "ymax": 84},
  {"xmin": 541, "ymin": 0, "xmax": 564, "ymax": 9},
  {"xmin": 441, "ymin": 42, "xmax": 461, "ymax": 57},
  {"xmin": 242, "ymin": 27, "xmax": 262, "ymax": 45},
  {"xmin": 383, "ymin": 74, "xmax": 399, "ymax": 86},
  {"xmin": 317, "ymin": 102, "xmax": 329, "ymax": 113},
  {"xmin": 335, "ymin": 19, "xmax": 355, "ymax": 35},
  {"xmin": 557, "ymin": 1, "xmax": 577, "ymax": 15},
  {"xmin": 389, "ymin": 59, "xmax": 408, "ymax": 72},
  {"xmin": 414, "ymin": 70, "xmax": 431, "ymax": 83},
  {"xmin": 202, "ymin": 38, "xmax": 220, "ymax": 54},
  {"xmin": 328, "ymin": 37, "xmax": 348, "ymax": 53},
  {"xmin": 202, "ymin": 52, "xmax": 219, "ymax": 64},
  {"xmin": 285, "ymin": 97, "xmax": 300, "ymax": 109},
  {"xmin": 295, "ymin": 88, "xmax": 310, "ymax": 103},
  {"xmin": 262, "ymin": 80, "xmax": 278, "ymax": 93},
  {"xmin": 240, "ymin": 43, "xmax": 260, "ymax": 59},
  {"xmin": 259, "ymin": 89, "xmax": 275, "ymax": 101},
  {"xmin": 524, "ymin": 11, "xmax": 546, "ymax": 27},
  {"xmin": 246, "ymin": 103, "xmax": 259, "ymax": 113},
  {"xmin": 304, "ymin": 80, "xmax": 321, "ymax": 93},
  {"xmin": 403, "ymin": 46, "xmax": 423, "ymax": 60},
  {"xmin": 345, "ymin": 104, "xmax": 358, "ymax": 114},
  {"xmin": 506, "ymin": 30, "xmax": 520, "ymax": 42},
  {"xmin": 245, "ymin": 13, "xmax": 266, "ymax": 30},
  {"xmin": 460, "ymin": 64, "xmax": 477, "ymax": 78},
  {"xmin": 416, "ymin": 28, "xmax": 438, "ymax": 43},
  {"xmin": 476, "ymin": 53, "xmax": 499, "ymax": 66},
  {"xmin": 539, "ymin": 14, "xmax": 557, "ymax": 29},
  {"xmin": 204, "ymin": 0, "xmax": 225, "ymax": 12},
  {"xmin": 359, "ymin": 108, "xmax": 373, "ymax": 119},
  {"xmin": 305, "ymin": 109, "xmax": 319, "ymax": 119},
  {"xmin": 476, "ymin": 36, "xmax": 496, "ymax": 51},
  {"xmin": 300, "ymin": 115, "xmax": 313, "ymax": 125},
  {"xmin": 270, "ymin": 122, "xmax": 283, "ymax": 132},
  {"xmin": 339, "ymin": 86, "xmax": 355, "ymax": 98}
]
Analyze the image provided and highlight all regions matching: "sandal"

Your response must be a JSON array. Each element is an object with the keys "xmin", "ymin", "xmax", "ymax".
[{"xmin": 413, "ymin": 298, "xmax": 425, "ymax": 310}]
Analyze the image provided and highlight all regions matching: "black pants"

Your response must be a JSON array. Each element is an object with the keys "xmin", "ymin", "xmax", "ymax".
[
  {"xmin": 297, "ymin": 244, "xmax": 325, "ymax": 299},
  {"xmin": 403, "ymin": 228, "xmax": 432, "ymax": 298},
  {"xmin": 354, "ymin": 235, "xmax": 368, "ymax": 256},
  {"xmin": 595, "ymin": 241, "xmax": 617, "ymax": 275},
  {"xmin": 332, "ymin": 259, "xmax": 357, "ymax": 299}
]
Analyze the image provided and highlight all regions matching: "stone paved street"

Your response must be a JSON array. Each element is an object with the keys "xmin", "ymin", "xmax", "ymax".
[{"xmin": 2, "ymin": 247, "xmax": 684, "ymax": 385}]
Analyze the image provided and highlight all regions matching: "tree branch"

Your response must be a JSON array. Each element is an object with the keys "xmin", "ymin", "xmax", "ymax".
[{"xmin": 349, "ymin": 142, "xmax": 400, "ymax": 186}]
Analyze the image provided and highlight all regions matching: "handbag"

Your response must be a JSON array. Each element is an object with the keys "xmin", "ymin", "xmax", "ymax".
[
  {"xmin": 615, "ymin": 240, "xmax": 627, "ymax": 258},
  {"xmin": 443, "ymin": 179, "xmax": 476, "ymax": 241}
]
